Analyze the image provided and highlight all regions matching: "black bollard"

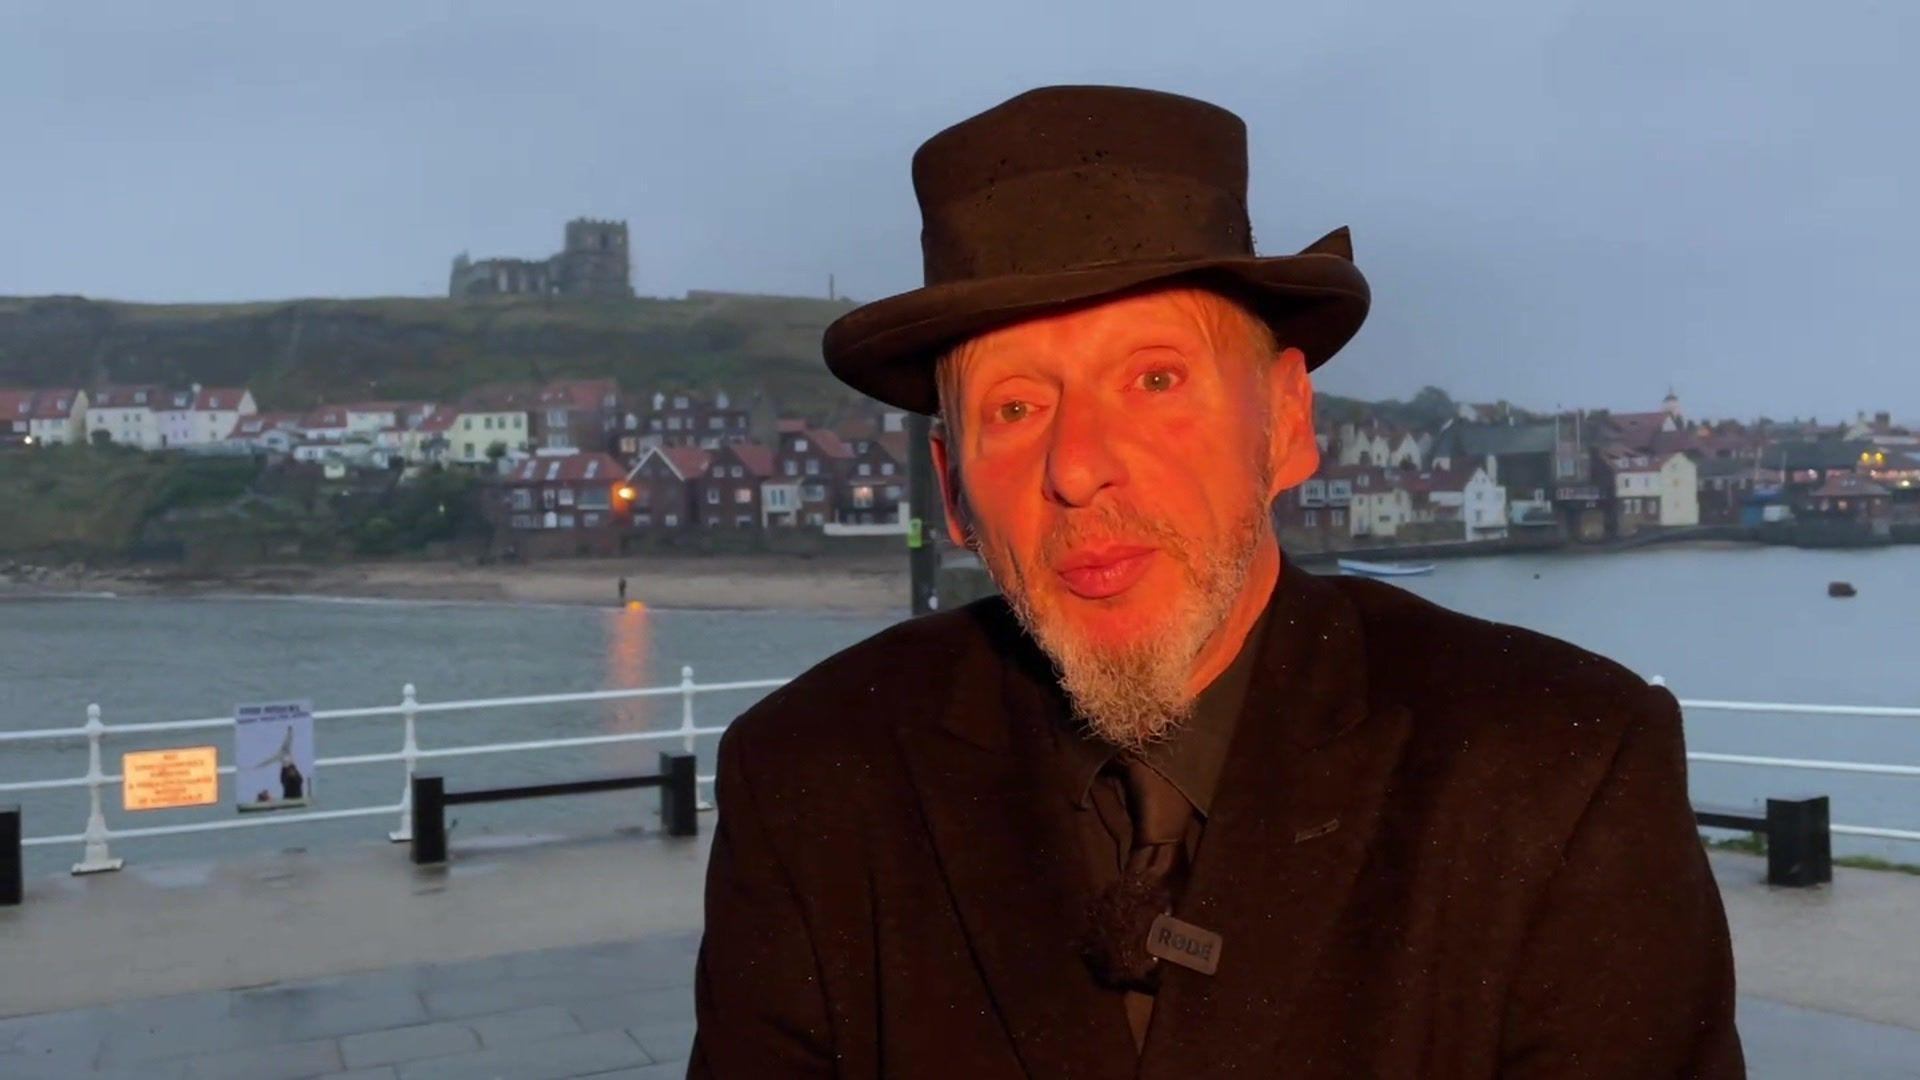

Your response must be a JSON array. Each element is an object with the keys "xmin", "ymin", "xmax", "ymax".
[
  {"xmin": 1766, "ymin": 796, "xmax": 1831, "ymax": 887},
  {"xmin": 660, "ymin": 752, "xmax": 698, "ymax": 837},
  {"xmin": 2, "ymin": 804, "xmax": 20, "ymax": 906},
  {"xmin": 412, "ymin": 776, "xmax": 447, "ymax": 865}
]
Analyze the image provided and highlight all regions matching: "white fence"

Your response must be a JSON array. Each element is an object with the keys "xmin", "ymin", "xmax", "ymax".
[{"xmin": 2, "ymin": 670, "xmax": 1916, "ymax": 874}]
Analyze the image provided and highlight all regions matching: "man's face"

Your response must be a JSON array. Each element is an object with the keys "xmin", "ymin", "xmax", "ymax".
[{"xmin": 929, "ymin": 286, "xmax": 1319, "ymax": 751}]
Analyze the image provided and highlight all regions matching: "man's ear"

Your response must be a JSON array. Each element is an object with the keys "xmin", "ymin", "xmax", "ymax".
[
  {"xmin": 1266, "ymin": 347, "xmax": 1320, "ymax": 497},
  {"xmin": 928, "ymin": 422, "xmax": 973, "ymax": 548}
]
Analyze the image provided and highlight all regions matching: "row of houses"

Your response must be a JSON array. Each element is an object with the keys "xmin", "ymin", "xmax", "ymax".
[
  {"xmin": 1277, "ymin": 393, "xmax": 1919, "ymax": 548},
  {"xmin": 0, "ymin": 385, "xmax": 258, "ymax": 450},
  {"xmin": 497, "ymin": 421, "xmax": 913, "ymax": 555}
]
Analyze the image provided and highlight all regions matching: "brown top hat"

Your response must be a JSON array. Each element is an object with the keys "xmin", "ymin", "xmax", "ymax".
[{"xmin": 822, "ymin": 85, "xmax": 1370, "ymax": 417}]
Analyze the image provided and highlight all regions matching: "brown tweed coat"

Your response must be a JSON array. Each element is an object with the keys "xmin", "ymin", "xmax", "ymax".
[{"xmin": 689, "ymin": 553, "xmax": 1744, "ymax": 1078}]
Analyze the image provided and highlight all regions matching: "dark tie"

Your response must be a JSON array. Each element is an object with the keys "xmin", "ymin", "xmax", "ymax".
[{"xmin": 1079, "ymin": 752, "xmax": 1193, "ymax": 994}]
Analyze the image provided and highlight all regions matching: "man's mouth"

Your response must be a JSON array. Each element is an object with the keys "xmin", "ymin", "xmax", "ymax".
[{"xmin": 1056, "ymin": 547, "xmax": 1157, "ymax": 600}]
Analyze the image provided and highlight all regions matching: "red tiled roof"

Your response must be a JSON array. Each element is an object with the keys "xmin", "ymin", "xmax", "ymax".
[
  {"xmin": 807, "ymin": 428, "xmax": 853, "ymax": 458},
  {"xmin": 536, "ymin": 379, "xmax": 619, "ymax": 409},
  {"xmin": 91, "ymin": 385, "xmax": 164, "ymax": 409},
  {"xmin": 28, "ymin": 389, "xmax": 81, "ymax": 419},
  {"xmin": 732, "ymin": 442, "xmax": 775, "ymax": 477},
  {"xmin": 227, "ymin": 412, "xmax": 303, "ymax": 439},
  {"xmin": 302, "ymin": 406, "xmax": 349, "ymax": 429},
  {"xmin": 652, "ymin": 445, "xmax": 712, "ymax": 481},
  {"xmin": 415, "ymin": 411, "xmax": 459, "ymax": 433},
  {"xmin": 875, "ymin": 432, "xmax": 909, "ymax": 463},
  {"xmin": 505, "ymin": 452, "xmax": 626, "ymax": 484},
  {"xmin": 193, "ymin": 387, "xmax": 250, "ymax": 411},
  {"xmin": 0, "ymin": 390, "xmax": 34, "ymax": 418},
  {"xmin": 775, "ymin": 418, "xmax": 808, "ymax": 433}
]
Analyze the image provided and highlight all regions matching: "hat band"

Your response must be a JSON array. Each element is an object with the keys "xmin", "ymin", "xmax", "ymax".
[{"xmin": 920, "ymin": 167, "xmax": 1253, "ymax": 284}]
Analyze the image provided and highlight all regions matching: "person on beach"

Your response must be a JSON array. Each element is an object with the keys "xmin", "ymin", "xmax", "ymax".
[
  {"xmin": 691, "ymin": 86, "xmax": 1743, "ymax": 1077},
  {"xmin": 618, "ymin": 575, "xmax": 628, "ymax": 604}
]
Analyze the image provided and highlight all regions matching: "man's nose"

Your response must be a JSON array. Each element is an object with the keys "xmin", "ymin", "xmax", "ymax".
[{"xmin": 1044, "ymin": 395, "xmax": 1127, "ymax": 508}]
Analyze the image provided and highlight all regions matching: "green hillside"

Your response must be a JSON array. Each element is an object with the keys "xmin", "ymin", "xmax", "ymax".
[{"xmin": 0, "ymin": 292, "xmax": 866, "ymax": 419}]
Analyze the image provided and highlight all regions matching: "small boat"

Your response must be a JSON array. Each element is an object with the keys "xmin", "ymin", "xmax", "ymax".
[
  {"xmin": 1827, "ymin": 581, "xmax": 1856, "ymax": 598},
  {"xmin": 1338, "ymin": 558, "xmax": 1437, "ymax": 577}
]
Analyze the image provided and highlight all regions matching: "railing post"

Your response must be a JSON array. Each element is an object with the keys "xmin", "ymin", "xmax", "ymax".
[
  {"xmin": 71, "ymin": 703, "xmax": 123, "ymax": 875},
  {"xmin": 2, "ymin": 804, "xmax": 21, "ymax": 906},
  {"xmin": 411, "ymin": 775, "xmax": 446, "ymax": 865},
  {"xmin": 389, "ymin": 683, "xmax": 420, "ymax": 843},
  {"xmin": 1766, "ymin": 796, "xmax": 1832, "ymax": 887},
  {"xmin": 659, "ymin": 751, "xmax": 698, "ymax": 837},
  {"xmin": 679, "ymin": 665, "xmax": 696, "ymax": 755},
  {"xmin": 680, "ymin": 665, "xmax": 713, "ymax": 811}
]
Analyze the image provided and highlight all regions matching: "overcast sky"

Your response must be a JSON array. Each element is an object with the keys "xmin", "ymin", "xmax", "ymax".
[{"xmin": 4, "ymin": 1, "xmax": 1913, "ymax": 423}]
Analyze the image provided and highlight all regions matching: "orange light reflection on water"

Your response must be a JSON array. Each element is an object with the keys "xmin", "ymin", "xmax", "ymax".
[{"xmin": 603, "ymin": 602, "xmax": 655, "ymax": 744}]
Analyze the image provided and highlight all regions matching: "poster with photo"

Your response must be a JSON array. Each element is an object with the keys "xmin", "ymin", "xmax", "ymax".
[{"xmin": 234, "ymin": 699, "xmax": 315, "ymax": 812}]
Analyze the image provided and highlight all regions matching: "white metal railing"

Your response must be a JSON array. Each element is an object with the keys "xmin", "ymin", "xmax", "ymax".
[
  {"xmin": 0, "ymin": 666, "xmax": 787, "ymax": 873},
  {"xmin": 3, "ymin": 672, "xmax": 1917, "ymax": 873}
]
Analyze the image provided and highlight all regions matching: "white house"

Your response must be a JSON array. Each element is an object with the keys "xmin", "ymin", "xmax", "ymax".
[
  {"xmin": 298, "ymin": 406, "xmax": 352, "ymax": 443},
  {"xmin": 1605, "ymin": 449, "xmax": 1700, "ymax": 527},
  {"xmin": 191, "ymin": 387, "xmax": 255, "ymax": 445},
  {"xmin": 27, "ymin": 388, "xmax": 86, "ymax": 445},
  {"xmin": 450, "ymin": 409, "xmax": 529, "ymax": 464},
  {"xmin": 87, "ymin": 386, "xmax": 163, "ymax": 448}
]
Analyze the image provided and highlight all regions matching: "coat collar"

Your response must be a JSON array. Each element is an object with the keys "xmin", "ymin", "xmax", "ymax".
[{"xmin": 896, "ymin": 548, "xmax": 1413, "ymax": 1076}]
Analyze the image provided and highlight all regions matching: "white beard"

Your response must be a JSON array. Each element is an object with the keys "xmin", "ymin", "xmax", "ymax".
[{"xmin": 977, "ymin": 489, "xmax": 1269, "ymax": 754}]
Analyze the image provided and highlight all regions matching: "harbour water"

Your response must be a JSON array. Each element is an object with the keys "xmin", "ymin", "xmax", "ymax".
[{"xmin": 3, "ymin": 543, "xmax": 1915, "ymax": 879}]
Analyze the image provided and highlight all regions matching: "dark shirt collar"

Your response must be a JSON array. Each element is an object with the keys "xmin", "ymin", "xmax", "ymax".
[{"xmin": 1056, "ymin": 568, "xmax": 1280, "ymax": 818}]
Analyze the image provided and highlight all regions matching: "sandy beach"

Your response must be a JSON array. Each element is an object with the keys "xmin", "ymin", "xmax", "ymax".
[{"xmin": 6, "ymin": 554, "xmax": 915, "ymax": 613}]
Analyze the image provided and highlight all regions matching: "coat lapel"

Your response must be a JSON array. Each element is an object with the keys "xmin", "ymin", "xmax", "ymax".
[
  {"xmin": 1137, "ymin": 557, "xmax": 1413, "ymax": 1076},
  {"xmin": 896, "ymin": 600, "xmax": 1140, "ymax": 1079}
]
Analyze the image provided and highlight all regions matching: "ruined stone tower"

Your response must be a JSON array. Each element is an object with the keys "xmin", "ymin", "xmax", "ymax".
[{"xmin": 449, "ymin": 218, "xmax": 634, "ymax": 298}]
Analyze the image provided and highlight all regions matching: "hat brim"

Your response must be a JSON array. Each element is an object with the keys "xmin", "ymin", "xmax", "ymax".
[{"xmin": 822, "ymin": 248, "xmax": 1369, "ymax": 416}]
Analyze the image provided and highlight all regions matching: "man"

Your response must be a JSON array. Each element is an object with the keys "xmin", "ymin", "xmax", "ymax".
[{"xmin": 690, "ymin": 86, "xmax": 1742, "ymax": 1077}]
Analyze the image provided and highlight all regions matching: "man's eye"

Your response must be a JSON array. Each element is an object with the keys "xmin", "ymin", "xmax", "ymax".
[
  {"xmin": 994, "ymin": 400, "xmax": 1029, "ymax": 423},
  {"xmin": 1139, "ymin": 368, "xmax": 1182, "ymax": 392}
]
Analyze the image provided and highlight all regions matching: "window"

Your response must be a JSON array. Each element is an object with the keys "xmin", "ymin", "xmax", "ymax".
[
  {"xmin": 558, "ymin": 488, "xmax": 576, "ymax": 507},
  {"xmin": 635, "ymin": 512, "xmax": 652, "ymax": 526},
  {"xmin": 730, "ymin": 465, "xmax": 743, "ymax": 478},
  {"xmin": 709, "ymin": 417, "xmax": 723, "ymax": 430},
  {"xmin": 462, "ymin": 417, "xmax": 473, "ymax": 430},
  {"xmin": 783, "ymin": 460, "xmax": 798, "ymax": 476},
  {"xmin": 1331, "ymin": 509, "xmax": 1345, "ymax": 526},
  {"xmin": 664, "ymin": 513, "xmax": 678, "ymax": 527},
  {"xmin": 512, "ymin": 514, "xmax": 535, "ymax": 529},
  {"xmin": 885, "ymin": 485, "xmax": 901, "ymax": 500},
  {"xmin": 806, "ymin": 512, "xmax": 824, "ymax": 525},
  {"xmin": 583, "ymin": 512, "xmax": 602, "ymax": 527},
  {"xmin": 541, "ymin": 489, "xmax": 558, "ymax": 509},
  {"xmin": 1304, "ymin": 510, "xmax": 1317, "ymax": 527},
  {"xmin": 880, "ymin": 462, "xmax": 894, "ymax": 476},
  {"xmin": 858, "ymin": 463, "xmax": 871, "ymax": 476},
  {"xmin": 706, "ymin": 489, "xmax": 720, "ymax": 504},
  {"xmin": 795, "ymin": 438, "xmax": 808, "ymax": 451},
  {"xmin": 510, "ymin": 489, "xmax": 532, "ymax": 511},
  {"xmin": 558, "ymin": 513, "xmax": 576, "ymax": 528},
  {"xmin": 579, "ymin": 487, "xmax": 610, "ymax": 510},
  {"xmin": 711, "ymin": 464, "xmax": 724, "ymax": 477},
  {"xmin": 735, "ymin": 488, "xmax": 752, "ymax": 504},
  {"xmin": 805, "ymin": 459, "xmax": 819, "ymax": 476},
  {"xmin": 734, "ymin": 514, "xmax": 751, "ymax": 528},
  {"xmin": 463, "ymin": 442, "xmax": 475, "ymax": 458},
  {"xmin": 547, "ymin": 409, "xmax": 568, "ymax": 428},
  {"xmin": 802, "ymin": 483, "xmax": 825, "ymax": 501}
]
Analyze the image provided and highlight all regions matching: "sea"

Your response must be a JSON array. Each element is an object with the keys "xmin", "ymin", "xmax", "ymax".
[{"xmin": 3, "ymin": 544, "xmax": 1916, "ymax": 880}]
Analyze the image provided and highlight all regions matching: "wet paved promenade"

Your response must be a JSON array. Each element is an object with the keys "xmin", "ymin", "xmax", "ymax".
[{"xmin": 2, "ymin": 824, "xmax": 1917, "ymax": 1078}]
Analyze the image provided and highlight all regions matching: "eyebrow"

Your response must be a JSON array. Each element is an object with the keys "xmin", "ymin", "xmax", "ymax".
[{"xmin": 972, "ymin": 327, "xmax": 1204, "ymax": 389}]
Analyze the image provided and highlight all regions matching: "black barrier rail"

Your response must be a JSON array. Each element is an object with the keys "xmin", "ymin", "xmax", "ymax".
[
  {"xmin": 2, "ymin": 804, "xmax": 19, "ymax": 907},
  {"xmin": 411, "ymin": 751, "xmax": 697, "ymax": 866},
  {"xmin": 1696, "ymin": 795, "xmax": 1831, "ymax": 887}
]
